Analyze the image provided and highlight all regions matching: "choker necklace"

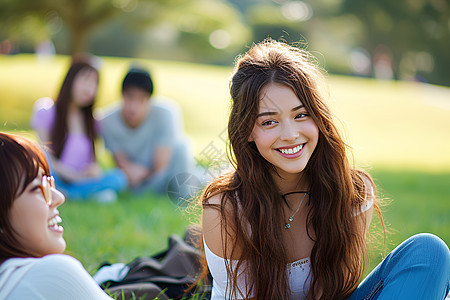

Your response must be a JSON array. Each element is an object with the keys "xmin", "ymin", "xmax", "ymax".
[{"xmin": 282, "ymin": 191, "xmax": 310, "ymax": 229}]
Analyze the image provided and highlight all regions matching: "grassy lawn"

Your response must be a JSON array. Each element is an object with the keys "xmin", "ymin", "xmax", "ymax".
[
  {"xmin": 60, "ymin": 192, "xmax": 198, "ymax": 274},
  {"xmin": 57, "ymin": 169, "xmax": 449, "ymax": 277},
  {"xmin": 367, "ymin": 169, "xmax": 450, "ymax": 271},
  {"xmin": 1, "ymin": 54, "xmax": 449, "ymax": 291}
]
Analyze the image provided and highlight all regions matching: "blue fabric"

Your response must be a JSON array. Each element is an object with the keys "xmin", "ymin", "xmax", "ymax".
[
  {"xmin": 53, "ymin": 168, "xmax": 128, "ymax": 201},
  {"xmin": 349, "ymin": 233, "xmax": 450, "ymax": 300}
]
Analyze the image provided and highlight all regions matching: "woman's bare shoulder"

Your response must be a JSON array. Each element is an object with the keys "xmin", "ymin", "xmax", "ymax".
[{"xmin": 202, "ymin": 192, "xmax": 238, "ymax": 258}]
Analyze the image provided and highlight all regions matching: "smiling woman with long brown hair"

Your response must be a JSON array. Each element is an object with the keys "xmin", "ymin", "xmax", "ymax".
[{"xmin": 200, "ymin": 39, "xmax": 450, "ymax": 299}]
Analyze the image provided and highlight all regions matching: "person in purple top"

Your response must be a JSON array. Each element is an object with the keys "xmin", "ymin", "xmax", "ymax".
[{"xmin": 30, "ymin": 55, "xmax": 127, "ymax": 202}]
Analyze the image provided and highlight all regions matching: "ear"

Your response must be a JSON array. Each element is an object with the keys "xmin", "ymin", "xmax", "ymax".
[{"xmin": 248, "ymin": 133, "xmax": 254, "ymax": 142}]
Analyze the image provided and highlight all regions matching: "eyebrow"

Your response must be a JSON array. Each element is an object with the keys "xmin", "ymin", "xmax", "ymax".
[{"xmin": 256, "ymin": 105, "xmax": 304, "ymax": 118}]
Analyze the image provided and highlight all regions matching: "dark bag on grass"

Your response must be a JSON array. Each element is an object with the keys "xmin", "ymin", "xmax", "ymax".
[{"xmin": 99, "ymin": 234, "xmax": 210, "ymax": 300}]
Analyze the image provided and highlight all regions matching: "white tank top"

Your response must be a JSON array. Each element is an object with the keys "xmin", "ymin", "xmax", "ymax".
[
  {"xmin": 204, "ymin": 195, "xmax": 373, "ymax": 299},
  {"xmin": 204, "ymin": 240, "xmax": 311, "ymax": 299}
]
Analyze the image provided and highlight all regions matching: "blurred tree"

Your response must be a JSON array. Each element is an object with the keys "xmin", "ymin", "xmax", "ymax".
[
  {"xmin": 341, "ymin": 0, "xmax": 450, "ymax": 85},
  {"xmin": 247, "ymin": 3, "xmax": 310, "ymax": 45},
  {"xmin": 0, "ymin": 0, "xmax": 190, "ymax": 55},
  {"xmin": 84, "ymin": 0, "xmax": 250, "ymax": 64},
  {"xmin": 226, "ymin": 0, "xmax": 449, "ymax": 86},
  {"xmin": 0, "ymin": 0, "xmax": 250, "ymax": 64},
  {"xmin": 164, "ymin": 0, "xmax": 251, "ymax": 64}
]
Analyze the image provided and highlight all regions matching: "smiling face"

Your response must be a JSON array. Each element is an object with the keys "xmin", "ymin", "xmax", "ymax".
[
  {"xmin": 249, "ymin": 82, "xmax": 319, "ymax": 180},
  {"xmin": 9, "ymin": 171, "xmax": 66, "ymax": 257}
]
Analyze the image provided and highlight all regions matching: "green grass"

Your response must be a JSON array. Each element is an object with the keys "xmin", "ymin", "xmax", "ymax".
[
  {"xmin": 1, "ymin": 54, "xmax": 449, "ymax": 296},
  {"xmin": 365, "ymin": 169, "xmax": 450, "ymax": 273},
  {"xmin": 60, "ymin": 192, "xmax": 199, "ymax": 274},
  {"xmin": 56, "ymin": 169, "xmax": 449, "ymax": 278},
  {"xmin": 372, "ymin": 169, "xmax": 450, "ymax": 245}
]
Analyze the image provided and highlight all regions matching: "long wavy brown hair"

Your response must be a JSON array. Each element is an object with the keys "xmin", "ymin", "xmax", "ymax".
[
  {"xmin": 51, "ymin": 58, "xmax": 99, "ymax": 159},
  {"xmin": 199, "ymin": 39, "xmax": 383, "ymax": 299},
  {"xmin": 0, "ymin": 133, "xmax": 51, "ymax": 262}
]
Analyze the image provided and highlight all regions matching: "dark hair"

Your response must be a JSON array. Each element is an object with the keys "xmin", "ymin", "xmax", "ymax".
[
  {"xmin": 200, "ymin": 39, "xmax": 383, "ymax": 299},
  {"xmin": 0, "ymin": 133, "xmax": 51, "ymax": 262},
  {"xmin": 51, "ymin": 58, "xmax": 99, "ymax": 159},
  {"xmin": 122, "ymin": 67, "xmax": 154, "ymax": 96}
]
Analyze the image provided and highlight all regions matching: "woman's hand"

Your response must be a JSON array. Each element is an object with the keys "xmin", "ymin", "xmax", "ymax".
[{"xmin": 82, "ymin": 163, "xmax": 102, "ymax": 178}]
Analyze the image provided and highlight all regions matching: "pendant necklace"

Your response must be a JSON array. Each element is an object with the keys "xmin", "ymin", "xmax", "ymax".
[{"xmin": 282, "ymin": 191, "xmax": 310, "ymax": 229}]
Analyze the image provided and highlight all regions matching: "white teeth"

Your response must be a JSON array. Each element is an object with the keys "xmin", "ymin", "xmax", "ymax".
[
  {"xmin": 280, "ymin": 144, "xmax": 303, "ymax": 154},
  {"xmin": 48, "ymin": 215, "xmax": 62, "ymax": 226}
]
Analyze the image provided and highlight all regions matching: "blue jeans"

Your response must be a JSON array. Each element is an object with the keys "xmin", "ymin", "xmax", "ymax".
[
  {"xmin": 348, "ymin": 233, "xmax": 450, "ymax": 300},
  {"xmin": 53, "ymin": 168, "xmax": 128, "ymax": 201}
]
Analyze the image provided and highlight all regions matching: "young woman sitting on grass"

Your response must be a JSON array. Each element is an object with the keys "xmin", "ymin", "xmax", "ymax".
[
  {"xmin": 200, "ymin": 39, "xmax": 450, "ymax": 299},
  {"xmin": 0, "ymin": 132, "xmax": 113, "ymax": 299},
  {"xmin": 30, "ymin": 56, "xmax": 127, "ymax": 202}
]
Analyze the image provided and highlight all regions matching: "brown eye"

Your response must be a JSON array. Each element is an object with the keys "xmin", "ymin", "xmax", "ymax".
[
  {"xmin": 262, "ymin": 120, "xmax": 277, "ymax": 126},
  {"xmin": 295, "ymin": 113, "xmax": 308, "ymax": 119},
  {"xmin": 31, "ymin": 185, "xmax": 41, "ymax": 193}
]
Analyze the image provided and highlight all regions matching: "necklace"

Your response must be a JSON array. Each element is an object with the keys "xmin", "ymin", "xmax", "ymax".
[{"xmin": 282, "ymin": 191, "xmax": 310, "ymax": 229}]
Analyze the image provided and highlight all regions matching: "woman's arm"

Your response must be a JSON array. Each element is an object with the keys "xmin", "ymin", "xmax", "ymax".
[
  {"xmin": 203, "ymin": 193, "xmax": 252, "ymax": 299},
  {"xmin": 34, "ymin": 117, "xmax": 101, "ymax": 182},
  {"xmin": 31, "ymin": 103, "xmax": 88, "ymax": 183},
  {"xmin": 202, "ymin": 193, "xmax": 240, "ymax": 259},
  {"xmin": 34, "ymin": 125, "xmax": 81, "ymax": 182}
]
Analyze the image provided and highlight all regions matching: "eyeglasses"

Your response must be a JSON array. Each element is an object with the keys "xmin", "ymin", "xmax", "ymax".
[{"xmin": 40, "ymin": 175, "xmax": 55, "ymax": 205}]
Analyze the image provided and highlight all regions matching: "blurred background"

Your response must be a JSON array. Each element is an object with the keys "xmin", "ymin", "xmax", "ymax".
[
  {"xmin": 1, "ymin": 0, "xmax": 449, "ymax": 85},
  {"xmin": 0, "ymin": 0, "xmax": 449, "ymax": 275}
]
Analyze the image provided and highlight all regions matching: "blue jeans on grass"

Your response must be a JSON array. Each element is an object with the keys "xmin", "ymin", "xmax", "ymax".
[
  {"xmin": 53, "ymin": 168, "xmax": 128, "ymax": 201},
  {"xmin": 348, "ymin": 233, "xmax": 450, "ymax": 300}
]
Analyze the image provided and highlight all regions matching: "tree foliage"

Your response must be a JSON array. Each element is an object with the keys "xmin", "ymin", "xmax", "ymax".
[
  {"xmin": 0, "ymin": 0, "xmax": 192, "ymax": 55},
  {"xmin": 1, "ymin": 0, "xmax": 448, "ymax": 85},
  {"xmin": 340, "ymin": 0, "xmax": 450, "ymax": 85}
]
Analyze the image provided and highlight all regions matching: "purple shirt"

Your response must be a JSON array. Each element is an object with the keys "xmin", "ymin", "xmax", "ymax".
[{"xmin": 31, "ymin": 98, "xmax": 95, "ymax": 172}]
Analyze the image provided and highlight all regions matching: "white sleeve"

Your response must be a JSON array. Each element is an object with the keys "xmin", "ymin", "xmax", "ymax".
[
  {"xmin": 204, "ymin": 239, "xmax": 251, "ymax": 299},
  {"xmin": 7, "ymin": 254, "xmax": 113, "ymax": 300}
]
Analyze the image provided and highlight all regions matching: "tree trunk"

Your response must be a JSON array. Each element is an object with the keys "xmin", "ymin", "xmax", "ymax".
[{"xmin": 70, "ymin": 26, "xmax": 89, "ymax": 56}]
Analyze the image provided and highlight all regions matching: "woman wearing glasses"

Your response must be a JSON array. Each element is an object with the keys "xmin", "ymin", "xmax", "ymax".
[{"xmin": 0, "ymin": 132, "xmax": 112, "ymax": 299}]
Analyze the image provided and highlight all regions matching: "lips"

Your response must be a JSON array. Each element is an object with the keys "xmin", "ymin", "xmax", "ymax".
[
  {"xmin": 276, "ymin": 143, "xmax": 305, "ymax": 158},
  {"xmin": 48, "ymin": 215, "xmax": 63, "ymax": 233}
]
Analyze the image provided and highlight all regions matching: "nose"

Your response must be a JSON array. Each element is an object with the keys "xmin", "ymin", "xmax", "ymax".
[
  {"xmin": 129, "ymin": 99, "xmax": 141, "ymax": 112},
  {"xmin": 50, "ymin": 188, "xmax": 65, "ymax": 207},
  {"xmin": 280, "ymin": 120, "xmax": 299, "ymax": 141}
]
